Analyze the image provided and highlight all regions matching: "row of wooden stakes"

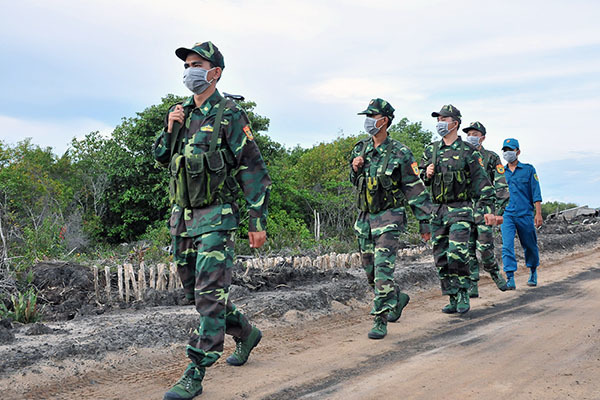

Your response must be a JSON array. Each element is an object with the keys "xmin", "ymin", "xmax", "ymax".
[{"xmin": 91, "ymin": 247, "xmax": 427, "ymax": 303}]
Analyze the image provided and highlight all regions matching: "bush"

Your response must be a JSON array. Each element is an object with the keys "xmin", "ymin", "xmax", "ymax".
[{"xmin": 0, "ymin": 287, "xmax": 43, "ymax": 323}]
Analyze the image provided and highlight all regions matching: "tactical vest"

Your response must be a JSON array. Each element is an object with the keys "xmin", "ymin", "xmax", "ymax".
[
  {"xmin": 168, "ymin": 98, "xmax": 239, "ymax": 208},
  {"xmin": 430, "ymin": 140, "xmax": 471, "ymax": 204},
  {"xmin": 355, "ymin": 139, "xmax": 407, "ymax": 213}
]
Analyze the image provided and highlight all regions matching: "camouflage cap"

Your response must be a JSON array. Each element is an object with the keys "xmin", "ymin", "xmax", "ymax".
[
  {"xmin": 357, "ymin": 98, "xmax": 395, "ymax": 118},
  {"xmin": 431, "ymin": 104, "xmax": 461, "ymax": 122},
  {"xmin": 462, "ymin": 121, "xmax": 487, "ymax": 135},
  {"xmin": 175, "ymin": 41, "xmax": 225, "ymax": 69}
]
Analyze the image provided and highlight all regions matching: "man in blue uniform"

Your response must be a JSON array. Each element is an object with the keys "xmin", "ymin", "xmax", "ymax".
[{"xmin": 500, "ymin": 138, "xmax": 543, "ymax": 289}]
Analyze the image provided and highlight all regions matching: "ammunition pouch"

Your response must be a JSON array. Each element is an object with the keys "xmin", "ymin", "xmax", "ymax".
[
  {"xmin": 431, "ymin": 170, "xmax": 470, "ymax": 204},
  {"xmin": 358, "ymin": 174, "xmax": 406, "ymax": 213}
]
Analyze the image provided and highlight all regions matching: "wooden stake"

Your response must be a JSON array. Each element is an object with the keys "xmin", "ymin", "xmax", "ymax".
[
  {"xmin": 157, "ymin": 263, "xmax": 166, "ymax": 291},
  {"xmin": 104, "ymin": 266, "xmax": 111, "ymax": 301},
  {"xmin": 124, "ymin": 264, "xmax": 130, "ymax": 302},
  {"xmin": 149, "ymin": 265, "xmax": 156, "ymax": 289},
  {"xmin": 117, "ymin": 265, "xmax": 124, "ymax": 301},
  {"xmin": 93, "ymin": 265, "xmax": 99, "ymax": 300},
  {"xmin": 138, "ymin": 262, "xmax": 146, "ymax": 300}
]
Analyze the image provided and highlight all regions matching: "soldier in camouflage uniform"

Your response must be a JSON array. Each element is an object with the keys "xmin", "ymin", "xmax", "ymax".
[
  {"xmin": 153, "ymin": 41, "xmax": 271, "ymax": 400},
  {"xmin": 463, "ymin": 121, "xmax": 509, "ymax": 297},
  {"xmin": 350, "ymin": 98, "xmax": 434, "ymax": 339},
  {"xmin": 420, "ymin": 105, "xmax": 498, "ymax": 314}
]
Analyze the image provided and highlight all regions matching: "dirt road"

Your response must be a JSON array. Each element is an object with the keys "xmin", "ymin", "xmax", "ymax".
[{"xmin": 8, "ymin": 246, "xmax": 600, "ymax": 400}]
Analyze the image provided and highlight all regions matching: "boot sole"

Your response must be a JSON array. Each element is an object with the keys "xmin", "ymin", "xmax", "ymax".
[
  {"xmin": 163, "ymin": 387, "xmax": 203, "ymax": 400},
  {"xmin": 367, "ymin": 332, "xmax": 386, "ymax": 339},
  {"xmin": 441, "ymin": 308, "xmax": 457, "ymax": 314},
  {"xmin": 226, "ymin": 330, "xmax": 262, "ymax": 366}
]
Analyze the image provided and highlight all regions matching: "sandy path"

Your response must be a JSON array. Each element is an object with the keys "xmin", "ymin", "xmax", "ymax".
[{"xmin": 8, "ymin": 245, "xmax": 600, "ymax": 400}]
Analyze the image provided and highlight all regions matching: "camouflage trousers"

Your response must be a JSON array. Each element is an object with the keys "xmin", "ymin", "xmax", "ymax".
[
  {"xmin": 431, "ymin": 208, "xmax": 473, "ymax": 294},
  {"xmin": 172, "ymin": 230, "xmax": 252, "ymax": 368},
  {"xmin": 358, "ymin": 230, "xmax": 401, "ymax": 315},
  {"xmin": 468, "ymin": 221, "xmax": 501, "ymax": 283}
]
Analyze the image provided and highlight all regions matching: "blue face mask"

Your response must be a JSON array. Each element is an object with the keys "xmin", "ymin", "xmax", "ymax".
[
  {"xmin": 503, "ymin": 150, "xmax": 518, "ymax": 163},
  {"xmin": 364, "ymin": 117, "xmax": 384, "ymax": 136},
  {"xmin": 183, "ymin": 67, "xmax": 215, "ymax": 94},
  {"xmin": 465, "ymin": 135, "xmax": 481, "ymax": 147},
  {"xmin": 436, "ymin": 120, "xmax": 454, "ymax": 137}
]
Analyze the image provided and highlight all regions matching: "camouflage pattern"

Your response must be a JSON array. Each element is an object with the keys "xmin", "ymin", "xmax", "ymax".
[
  {"xmin": 357, "ymin": 98, "xmax": 395, "ymax": 118},
  {"xmin": 176, "ymin": 41, "xmax": 225, "ymax": 69},
  {"xmin": 431, "ymin": 104, "xmax": 462, "ymax": 122},
  {"xmin": 184, "ymin": 230, "xmax": 253, "ymax": 367},
  {"xmin": 350, "ymin": 136, "xmax": 434, "ymax": 315},
  {"xmin": 462, "ymin": 121, "xmax": 487, "ymax": 135},
  {"xmin": 420, "ymin": 137, "xmax": 495, "ymax": 294},
  {"xmin": 154, "ymin": 89, "xmax": 270, "ymax": 369},
  {"xmin": 154, "ymin": 90, "xmax": 271, "ymax": 236},
  {"xmin": 468, "ymin": 147, "xmax": 510, "ymax": 283}
]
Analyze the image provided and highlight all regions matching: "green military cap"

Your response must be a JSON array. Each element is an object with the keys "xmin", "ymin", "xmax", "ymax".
[
  {"xmin": 462, "ymin": 121, "xmax": 487, "ymax": 135},
  {"xmin": 357, "ymin": 98, "xmax": 395, "ymax": 118},
  {"xmin": 176, "ymin": 41, "xmax": 225, "ymax": 69},
  {"xmin": 432, "ymin": 104, "xmax": 461, "ymax": 122}
]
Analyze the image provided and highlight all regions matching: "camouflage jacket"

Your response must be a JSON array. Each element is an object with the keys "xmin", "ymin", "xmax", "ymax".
[
  {"xmin": 420, "ymin": 137, "xmax": 495, "ymax": 222},
  {"xmin": 475, "ymin": 146, "xmax": 509, "ymax": 221},
  {"xmin": 350, "ymin": 136, "xmax": 434, "ymax": 237},
  {"xmin": 153, "ymin": 90, "xmax": 271, "ymax": 237}
]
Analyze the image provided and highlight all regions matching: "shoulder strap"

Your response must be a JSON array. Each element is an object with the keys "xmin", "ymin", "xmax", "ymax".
[
  {"xmin": 381, "ymin": 143, "xmax": 394, "ymax": 173},
  {"xmin": 358, "ymin": 138, "xmax": 371, "ymax": 158},
  {"xmin": 431, "ymin": 141, "xmax": 440, "ymax": 167},
  {"xmin": 170, "ymin": 104, "xmax": 192, "ymax": 157},
  {"xmin": 209, "ymin": 98, "xmax": 229, "ymax": 153}
]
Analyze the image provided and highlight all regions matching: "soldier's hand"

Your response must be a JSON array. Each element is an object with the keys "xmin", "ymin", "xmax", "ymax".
[
  {"xmin": 495, "ymin": 215, "xmax": 504, "ymax": 225},
  {"xmin": 421, "ymin": 232, "xmax": 431, "ymax": 242},
  {"xmin": 426, "ymin": 164, "xmax": 435, "ymax": 179},
  {"xmin": 352, "ymin": 156, "xmax": 364, "ymax": 172},
  {"xmin": 534, "ymin": 214, "xmax": 543, "ymax": 228},
  {"xmin": 249, "ymin": 231, "xmax": 267, "ymax": 248},
  {"xmin": 167, "ymin": 104, "xmax": 185, "ymax": 133},
  {"xmin": 484, "ymin": 213, "xmax": 497, "ymax": 226}
]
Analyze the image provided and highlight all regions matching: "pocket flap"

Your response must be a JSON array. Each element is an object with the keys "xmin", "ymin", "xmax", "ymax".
[
  {"xmin": 206, "ymin": 150, "xmax": 225, "ymax": 171},
  {"xmin": 185, "ymin": 153, "xmax": 205, "ymax": 176}
]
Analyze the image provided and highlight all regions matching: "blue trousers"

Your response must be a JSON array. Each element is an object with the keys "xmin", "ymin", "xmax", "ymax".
[{"xmin": 501, "ymin": 214, "xmax": 539, "ymax": 273}]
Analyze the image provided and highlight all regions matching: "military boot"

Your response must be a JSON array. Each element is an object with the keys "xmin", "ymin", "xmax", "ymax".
[
  {"xmin": 367, "ymin": 315, "xmax": 387, "ymax": 339},
  {"xmin": 387, "ymin": 287, "xmax": 410, "ymax": 323},
  {"xmin": 456, "ymin": 289, "xmax": 470, "ymax": 314},
  {"xmin": 226, "ymin": 326, "xmax": 262, "ymax": 366},
  {"xmin": 506, "ymin": 274, "xmax": 516, "ymax": 290},
  {"xmin": 468, "ymin": 281, "xmax": 479, "ymax": 298},
  {"xmin": 490, "ymin": 270, "xmax": 508, "ymax": 291},
  {"xmin": 163, "ymin": 363, "xmax": 204, "ymax": 400},
  {"xmin": 527, "ymin": 268, "xmax": 537, "ymax": 287},
  {"xmin": 442, "ymin": 295, "xmax": 457, "ymax": 314}
]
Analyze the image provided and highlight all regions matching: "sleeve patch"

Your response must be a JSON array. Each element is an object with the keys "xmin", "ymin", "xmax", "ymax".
[
  {"xmin": 478, "ymin": 157, "xmax": 484, "ymax": 167},
  {"xmin": 534, "ymin": 173, "xmax": 539, "ymax": 181},
  {"xmin": 496, "ymin": 164, "xmax": 505, "ymax": 174},
  {"xmin": 243, "ymin": 125, "xmax": 254, "ymax": 141},
  {"xmin": 410, "ymin": 161, "xmax": 419, "ymax": 175}
]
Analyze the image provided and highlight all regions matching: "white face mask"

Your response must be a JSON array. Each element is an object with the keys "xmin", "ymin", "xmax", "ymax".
[
  {"xmin": 183, "ymin": 67, "xmax": 215, "ymax": 94},
  {"xmin": 364, "ymin": 117, "xmax": 384, "ymax": 136},
  {"xmin": 465, "ymin": 135, "xmax": 481, "ymax": 147},
  {"xmin": 436, "ymin": 120, "xmax": 455, "ymax": 137},
  {"xmin": 503, "ymin": 150, "xmax": 518, "ymax": 163}
]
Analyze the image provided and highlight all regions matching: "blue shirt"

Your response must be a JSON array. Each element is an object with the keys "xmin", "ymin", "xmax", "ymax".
[{"xmin": 504, "ymin": 161, "xmax": 542, "ymax": 217}]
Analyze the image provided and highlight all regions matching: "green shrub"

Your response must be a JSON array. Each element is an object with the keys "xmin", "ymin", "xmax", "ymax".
[{"xmin": 0, "ymin": 287, "xmax": 43, "ymax": 323}]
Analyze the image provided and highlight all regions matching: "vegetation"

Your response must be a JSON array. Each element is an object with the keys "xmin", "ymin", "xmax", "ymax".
[{"xmin": 0, "ymin": 95, "xmax": 582, "ymax": 321}]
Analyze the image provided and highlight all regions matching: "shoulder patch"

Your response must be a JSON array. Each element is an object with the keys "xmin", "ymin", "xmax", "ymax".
[
  {"xmin": 478, "ymin": 157, "xmax": 484, "ymax": 167},
  {"xmin": 496, "ymin": 164, "xmax": 505, "ymax": 174},
  {"xmin": 243, "ymin": 124, "xmax": 254, "ymax": 140},
  {"xmin": 410, "ymin": 161, "xmax": 419, "ymax": 176},
  {"xmin": 534, "ymin": 173, "xmax": 539, "ymax": 181}
]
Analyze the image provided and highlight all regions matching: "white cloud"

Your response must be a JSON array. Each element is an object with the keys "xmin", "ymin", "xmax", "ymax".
[{"xmin": 0, "ymin": 115, "xmax": 114, "ymax": 156}]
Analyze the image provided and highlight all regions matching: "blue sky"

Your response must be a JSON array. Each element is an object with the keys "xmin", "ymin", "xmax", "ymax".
[{"xmin": 1, "ymin": 0, "xmax": 599, "ymax": 207}]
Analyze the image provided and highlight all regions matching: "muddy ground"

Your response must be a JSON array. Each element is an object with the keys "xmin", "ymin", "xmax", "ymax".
[{"xmin": 1, "ymin": 218, "xmax": 599, "ymax": 399}]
